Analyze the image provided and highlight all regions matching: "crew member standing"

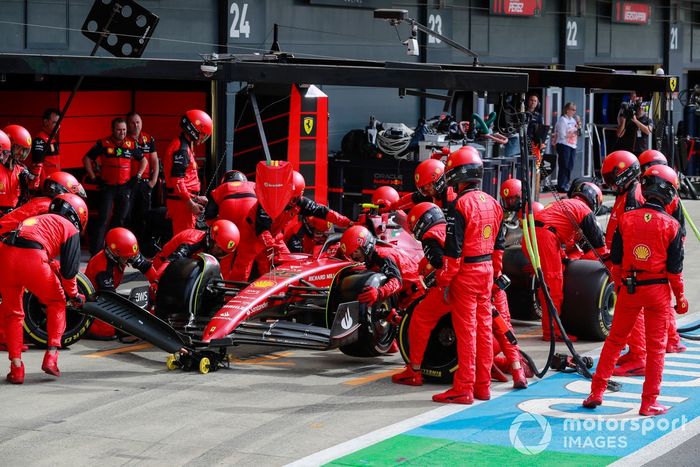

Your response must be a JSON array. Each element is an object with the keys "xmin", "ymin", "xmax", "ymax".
[
  {"xmin": 30, "ymin": 108, "xmax": 62, "ymax": 187},
  {"xmin": 434, "ymin": 146, "xmax": 502, "ymax": 404},
  {"xmin": 126, "ymin": 112, "xmax": 159, "ymax": 243},
  {"xmin": 583, "ymin": 165, "xmax": 686, "ymax": 417},
  {"xmin": 83, "ymin": 117, "xmax": 146, "ymax": 255},
  {"xmin": 0, "ymin": 129, "xmax": 26, "ymax": 213},
  {"xmin": 0, "ymin": 193, "xmax": 88, "ymax": 384},
  {"xmin": 163, "ymin": 109, "xmax": 212, "ymax": 234}
]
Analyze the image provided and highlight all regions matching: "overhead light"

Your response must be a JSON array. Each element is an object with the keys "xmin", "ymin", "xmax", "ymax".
[{"xmin": 304, "ymin": 84, "xmax": 327, "ymax": 98}]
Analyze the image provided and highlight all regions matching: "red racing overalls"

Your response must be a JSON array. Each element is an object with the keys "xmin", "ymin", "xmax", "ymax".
[
  {"xmin": 0, "ymin": 214, "xmax": 80, "ymax": 359},
  {"xmin": 592, "ymin": 203, "xmax": 684, "ymax": 408},
  {"xmin": 163, "ymin": 134, "xmax": 200, "ymax": 234},
  {"xmin": 31, "ymin": 130, "xmax": 60, "ymax": 187},
  {"xmin": 437, "ymin": 188, "xmax": 503, "ymax": 395},
  {"xmin": 0, "ymin": 196, "xmax": 51, "ymax": 235}
]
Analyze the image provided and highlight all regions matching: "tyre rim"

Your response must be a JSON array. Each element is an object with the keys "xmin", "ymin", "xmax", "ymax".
[
  {"xmin": 24, "ymin": 293, "xmax": 88, "ymax": 340},
  {"xmin": 423, "ymin": 314, "xmax": 457, "ymax": 368},
  {"xmin": 600, "ymin": 283, "xmax": 615, "ymax": 331},
  {"xmin": 372, "ymin": 300, "xmax": 395, "ymax": 348}
]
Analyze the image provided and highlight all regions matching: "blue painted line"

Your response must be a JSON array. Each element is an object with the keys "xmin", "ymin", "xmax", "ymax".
[{"xmin": 406, "ymin": 336, "xmax": 700, "ymax": 457}]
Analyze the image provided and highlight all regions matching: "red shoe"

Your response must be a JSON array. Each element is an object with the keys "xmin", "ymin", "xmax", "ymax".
[
  {"xmin": 616, "ymin": 351, "xmax": 641, "ymax": 366},
  {"xmin": 432, "ymin": 388, "xmax": 474, "ymax": 405},
  {"xmin": 474, "ymin": 387, "xmax": 491, "ymax": 401},
  {"xmin": 582, "ymin": 393, "xmax": 603, "ymax": 409},
  {"xmin": 6, "ymin": 362, "xmax": 24, "ymax": 384},
  {"xmin": 511, "ymin": 367, "xmax": 528, "ymax": 389},
  {"xmin": 612, "ymin": 360, "xmax": 645, "ymax": 377},
  {"xmin": 386, "ymin": 340, "xmax": 399, "ymax": 354},
  {"xmin": 491, "ymin": 364, "xmax": 509, "ymax": 382},
  {"xmin": 41, "ymin": 351, "xmax": 60, "ymax": 377},
  {"xmin": 639, "ymin": 402, "xmax": 669, "ymax": 417},
  {"xmin": 0, "ymin": 343, "xmax": 29, "ymax": 352},
  {"xmin": 391, "ymin": 366, "xmax": 423, "ymax": 386},
  {"xmin": 667, "ymin": 343, "xmax": 687, "ymax": 354}
]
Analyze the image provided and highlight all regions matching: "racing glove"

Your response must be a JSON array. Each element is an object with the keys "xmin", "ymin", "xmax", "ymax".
[
  {"xmin": 68, "ymin": 293, "xmax": 86, "ymax": 309},
  {"xmin": 358, "ymin": 286, "xmax": 380, "ymax": 305},
  {"xmin": 435, "ymin": 256, "xmax": 460, "ymax": 287},
  {"xmin": 326, "ymin": 210, "xmax": 352, "ymax": 228},
  {"xmin": 675, "ymin": 295, "xmax": 689, "ymax": 314}
]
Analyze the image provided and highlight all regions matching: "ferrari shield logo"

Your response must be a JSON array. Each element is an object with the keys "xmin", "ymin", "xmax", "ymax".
[
  {"xmin": 303, "ymin": 117, "xmax": 314, "ymax": 135},
  {"xmin": 644, "ymin": 213, "xmax": 652, "ymax": 222},
  {"xmin": 670, "ymin": 77, "xmax": 678, "ymax": 92}
]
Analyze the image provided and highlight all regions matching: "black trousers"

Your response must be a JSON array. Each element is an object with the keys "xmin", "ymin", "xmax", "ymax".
[{"xmin": 89, "ymin": 183, "xmax": 132, "ymax": 255}]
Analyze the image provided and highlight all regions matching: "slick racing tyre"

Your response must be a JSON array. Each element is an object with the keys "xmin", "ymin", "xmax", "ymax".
[
  {"xmin": 502, "ymin": 246, "xmax": 541, "ymax": 321},
  {"xmin": 327, "ymin": 269, "xmax": 397, "ymax": 357},
  {"xmin": 23, "ymin": 272, "xmax": 95, "ymax": 348},
  {"xmin": 561, "ymin": 259, "xmax": 615, "ymax": 341},
  {"xmin": 398, "ymin": 299, "xmax": 457, "ymax": 383}
]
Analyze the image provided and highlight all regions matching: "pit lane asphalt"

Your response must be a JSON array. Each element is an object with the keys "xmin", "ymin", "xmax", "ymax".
[{"xmin": 1, "ymin": 199, "xmax": 700, "ymax": 467}]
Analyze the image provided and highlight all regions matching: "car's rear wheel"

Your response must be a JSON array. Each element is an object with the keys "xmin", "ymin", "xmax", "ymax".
[{"xmin": 23, "ymin": 272, "xmax": 95, "ymax": 348}]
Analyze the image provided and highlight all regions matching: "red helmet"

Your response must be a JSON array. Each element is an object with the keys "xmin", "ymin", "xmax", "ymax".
[
  {"xmin": 218, "ymin": 197, "xmax": 257, "ymax": 228},
  {"xmin": 445, "ymin": 146, "xmax": 483, "ymax": 187},
  {"xmin": 105, "ymin": 227, "xmax": 140, "ymax": 263},
  {"xmin": 221, "ymin": 170, "xmax": 247, "ymax": 184},
  {"xmin": 44, "ymin": 171, "xmax": 87, "ymax": 199},
  {"xmin": 339, "ymin": 225, "xmax": 376, "ymax": 260},
  {"xmin": 641, "ymin": 165, "xmax": 679, "ymax": 206},
  {"xmin": 638, "ymin": 149, "xmax": 668, "ymax": 173},
  {"xmin": 181, "ymin": 109, "xmax": 213, "ymax": 145},
  {"xmin": 601, "ymin": 151, "xmax": 640, "ymax": 193},
  {"xmin": 408, "ymin": 202, "xmax": 445, "ymax": 240},
  {"xmin": 303, "ymin": 216, "xmax": 334, "ymax": 242},
  {"xmin": 414, "ymin": 159, "xmax": 445, "ymax": 196},
  {"xmin": 499, "ymin": 178, "xmax": 523, "ymax": 212},
  {"xmin": 0, "ymin": 129, "xmax": 11, "ymax": 164},
  {"xmin": 570, "ymin": 181, "xmax": 603, "ymax": 214},
  {"xmin": 209, "ymin": 219, "xmax": 240, "ymax": 254},
  {"xmin": 2, "ymin": 125, "xmax": 32, "ymax": 161},
  {"xmin": 372, "ymin": 186, "xmax": 399, "ymax": 210},
  {"xmin": 292, "ymin": 171, "xmax": 306, "ymax": 199},
  {"xmin": 49, "ymin": 193, "xmax": 88, "ymax": 231}
]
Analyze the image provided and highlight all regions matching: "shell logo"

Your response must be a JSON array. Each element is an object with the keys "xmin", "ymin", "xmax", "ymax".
[
  {"xmin": 23, "ymin": 217, "xmax": 37, "ymax": 226},
  {"xmin": 0, "ymin": 182, "xmax": 4, "ymax": 190},
  {"xmin": 227, "ymin": 240, "xmax": 236, "ymax": 250},
  {"xmin": 482, "ymin": 224, "xmax": 493, "ymax": 239},
  {"xmin": 252, "ymin": 280, "xmax": 276, "ymax": 288},
  {"xmin": 503, "ymin": 188, "xmax": 510, "ymax": 197},
  {"xmin": 644, "ymin": 213, "xmax": 652, "ymax": 223},
  {"xmin": 633, "ymin": 244, "xmax": 651, "ymax": 261}
]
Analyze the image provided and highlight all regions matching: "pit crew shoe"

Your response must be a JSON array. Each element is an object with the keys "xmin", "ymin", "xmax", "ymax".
[
  {"xmin": 639, "ymin": 402, "xmax": 669, "ymax": 417},
  {"xmin": 511, "ymin": 366, "xmax": 528, "ymax": 389},
  {"xmin": 432, "ymin": 388, "xmax": 474, "ymax": 405},
  {"xmin": 474, "ymin": 387, "xmax": 491, "ymax": 401},
  {"xmin": 391, "ymin": 366, "xmax": 423, "ymax": 386},
  {"xmin": 41, "ymin": 351, "xmax": 60, "ymax": 377},
  {"xmin": 490, "ymin": 363, "xmax": 509, "ymax": 382},
  {"xmin": 612, "ymin": 360, "xmax": 645, "ymax": 377},
  {"xmin": 6, "ymin": 362, "xmax": 24, "ymax": 384},
  {"xmin": 616, "ymin": 351, "xmax": 641, "ymax": 366},
  {"xmin": 582, "ymin": 393, "xmax": 603, "ymax": 409},
  {"xmin": 667, "ymin": 343, "xmax": 687, "ymax": 353}
]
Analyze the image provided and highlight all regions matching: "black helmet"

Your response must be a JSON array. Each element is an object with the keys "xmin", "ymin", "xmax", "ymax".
[
  {"xmin": 570, "ymin": 181, "xmax": 603, "ymax": 215},
  {"xmin": 221, "ymin": 170, "xmax": 247, "ymax": 184}
]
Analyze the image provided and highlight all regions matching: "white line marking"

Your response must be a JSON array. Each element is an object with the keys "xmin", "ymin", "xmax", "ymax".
[{"xmin": 610, "ymin": 416, "xmax": 700, "ymax": 466}]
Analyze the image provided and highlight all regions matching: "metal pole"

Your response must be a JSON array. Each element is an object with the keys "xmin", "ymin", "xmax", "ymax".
[{"xmin": 249, "ymin": 89, "xmax": 272, "ymax": 164}]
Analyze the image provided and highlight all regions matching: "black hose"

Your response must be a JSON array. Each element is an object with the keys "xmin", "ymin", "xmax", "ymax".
[
  {"xmin": 678, "ymin": 323, "xmax": 700, "ymax": 333},
  {"xmin": 679, "ymin": 333, "xmax": 700, "ymax": 341}
]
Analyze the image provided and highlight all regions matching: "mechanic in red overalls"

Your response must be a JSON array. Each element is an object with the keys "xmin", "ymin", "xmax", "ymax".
[
  {"xmin": 286, "ymin": 216, "xmax": 336, "ymax": 256},
  {"xmin": 30, "ymin": 108, "xmax": 61, "ymax": 187},
  {"xmin": 3, "ymin": 124, "xmax": 36, "ymax": 194},
  {"xmin": 391, "ymin": 202, "xmax": 450, "ymax": 386},
  {"xmin": 390, "ymin": 157, "xmax": 456, "ymax": 211},
  {"xmin": 432, "ymin": 146, "xmax": 502, "ymax": 404},
  {"xmin": 250, "ymin": 170, "xmax": 352, "ymax": 275},
  {"xmin": 83, "ymin": 117, "xmax": 146, "ymax": 255},
  {"xmin": 0, "ymin": 129, "xmax": 29, "ymax": 213},
  {"xmin": 163, "ymin": 109, "xmax": 212, "ymax": 234},
  {"xmin": 0, "ymin": 193, "xmax": 88, "ymax": 383},
  {"xmin": 84, "ymin": 227, "xmax": 158, "ymax": 340},
  {"xmin": 339, "ymin": 225, "xmax": 421, "ymax": 311},
  {"xmin": 490, "ymin": 178, "xmax": 531, "ymax": 388},
  {"xmin": 126, "ymin": 112, "xmax": 159, "ymax": 242},
  {"xmin": 0, "ymin": 171, "xmax": 86, "ymax": 236},
  {"xmin": 152, "ymin": 219, "xmax": 240, "ymax": 279},
  {"xmin": 522, "ymin": 181, "xmax": 607, "ymax": 342},
  {"xmin": 584, "ymin": 165, "xmax": 686, "ymax": 417}
]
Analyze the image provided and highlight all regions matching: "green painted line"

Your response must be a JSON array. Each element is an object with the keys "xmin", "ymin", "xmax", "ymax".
[{"xmin": 324, "ymin": 434, "xmax": 620, "ymax": 466}]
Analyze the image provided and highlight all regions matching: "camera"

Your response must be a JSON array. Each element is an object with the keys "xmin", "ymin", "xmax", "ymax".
[
  {"xmin": 619, "ymin": 101, "xmax": 640, "ymax": 120},
  {"xmin": 200, "ymin": 63, "xmax": 218, "ymax": 78}
]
